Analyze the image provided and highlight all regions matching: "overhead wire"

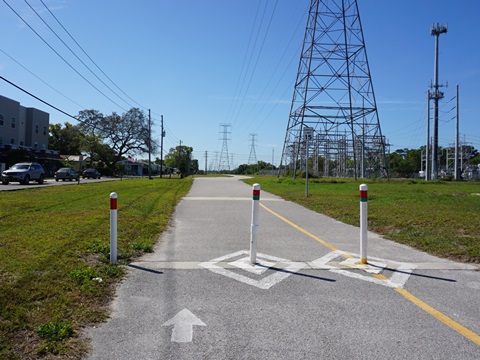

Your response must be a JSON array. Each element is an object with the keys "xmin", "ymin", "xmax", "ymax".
[
  {"xmin": 37, "ymin": 0, "xmax": 150, "ymax": 112},
  {"xmin": 1, "ymin": 75, "xmax": 79, "ymax": 121},
  {"xmin": 230, "ymin": 4, "xmax": 306, "ymax": 154},
  {"xmin": 0, "ymin": 47, "xmax": 85, "ymax": 110},
  {"xmin": 231, "ymin": 0, "xmax": 279, "ymax": 129},
  {"xmin": 230, "ymin": 0, "xmax": 278, "ymax": 130},
  {"xmin": 3, "ymin": 0, "xmax": 180, "ymax": 149},
  {"xmin": 2, "ymin": 0, "xmax": 129, "ymax": 112},
  {"xmin": 23, "ymin": 0, "xmax": 133, "ymax": 111},
  {"xmin": 223, "ymin": 0, "xmax": 263, "ymax": 126}
]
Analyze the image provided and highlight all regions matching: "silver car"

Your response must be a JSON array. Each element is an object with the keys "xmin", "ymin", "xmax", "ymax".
[{"xmin": 1, "ymin": 162, "xmax": 45, "ymax": 185}]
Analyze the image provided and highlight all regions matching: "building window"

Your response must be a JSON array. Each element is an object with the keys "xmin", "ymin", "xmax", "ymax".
[
  {"xmin": 11, "ymin": 118, "xmax": 15, "ymax": 128},
  {"xmin": 0, "ymin": 114, "xmax": 4, "ymax": 126},
  {"xmin": 10, "ymin": 139, "xmax": 14, "ymax": 145},
  {"xmin": 34, "ymin": 142, "xmax": 38, "ymax": 149},
  {"xmin": 35, "ymin": 125, "xmax": 39, "ymax": 134},
  {"xmin": 20, "ymin": 141, "xmax": 24, "ymax": 146},
  {"xmin": 43, "ymin": 126, "xmax": 47, "ymax": 135}
]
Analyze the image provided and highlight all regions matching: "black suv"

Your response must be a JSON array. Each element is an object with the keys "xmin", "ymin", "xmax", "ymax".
[{"xmin": 1, "ymin": 162, "xmax": 45, "ymax": 185}]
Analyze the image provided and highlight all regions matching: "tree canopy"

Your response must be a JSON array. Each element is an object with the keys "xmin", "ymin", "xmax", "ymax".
[
  {"xmin": 48, "ymin": 122, "xmax": 84, "ymax": 155},
  {"xmin": 76, "ymin": 108, "xmax": 156, "ymax": 168},
  {"xmin": 164, "ymin": 145, "xmax": 197, "ymax": 175}
]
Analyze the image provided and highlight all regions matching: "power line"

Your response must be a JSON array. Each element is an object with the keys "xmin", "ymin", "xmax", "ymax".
[
  {"xmin": 23, "ymin": 0, "xmax": 132, "ymax": 110},
  {"xmin": 37, "ymin": 0, "xmax": 150, "ymax": 112},
  {"xmin": 0, "ymin": 75, "xmax": 78, "ymax": 121},
  {"xmin": 231, "ymin": 0, "xmax": 279, "ymax": 129},
  {"xmin": 3, "ymin": 0, "xmax": 127, "ymax": 111},
  {"xmin": 0, "ymin": 47, "xmax": 85, "ymax": 109}
]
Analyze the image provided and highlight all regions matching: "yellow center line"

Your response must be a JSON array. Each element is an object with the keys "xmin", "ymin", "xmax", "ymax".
[
  {"xmin": 260, "ymin": 203, "xmax": 340, "ymax": 253},
  {"xmin": 260, "ymin": 202, "xmax": 480, "ymax": 347},
  {"xmin": 395, "ymin": 288, "xmax": 480, "ymax": 346}
]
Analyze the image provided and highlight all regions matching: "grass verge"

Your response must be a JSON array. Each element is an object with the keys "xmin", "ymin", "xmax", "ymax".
[
  {"xmin": 243, "ymin": 176, "xmax": 480, "ymax": 263},
  {"xmin": 0, "ymin": 178, "xmax": 191, "ymax": 359}
]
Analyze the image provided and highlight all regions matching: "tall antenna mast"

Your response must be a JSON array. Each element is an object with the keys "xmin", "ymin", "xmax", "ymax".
[{"xmin": 429, "ymin": 23, "xmax": 448, "ymax": 180}]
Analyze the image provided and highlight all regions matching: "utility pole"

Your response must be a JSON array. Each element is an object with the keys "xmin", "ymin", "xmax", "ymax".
[
  {"xmin": 425, "ymin": 90, "xmax": 431, "ymax": 180},
  {"xmin": 178, "ymin": 140, "xmax": 182, "ymax": 175},
  {"xmin": 272, "ymin": 147, "xmax": 275, "ymax": 170},
  {"xmin": 160, "ymin": 115, "xmax": 165, "ymax": 178},
  {"xmin": 148, "ymin": 109, "xmax": 152, "ymax": 180},
  {"xmin": 430, "ymin": 23, "xmax": 448, "ymax": 180},
  {"xmin": 455, "ymin": 84, "xmax": 460, "ymax": 180},
  {"xmin": 205, "ymin": 151, "xmax": 208, "ymax": 175}
]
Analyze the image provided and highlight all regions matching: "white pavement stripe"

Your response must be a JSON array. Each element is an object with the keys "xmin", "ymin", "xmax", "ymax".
[
  {"xmin": 330, "ymin": 269, "xmax": 399, "ymax": 288},
  {"xmin": 308, "ymin": 250, "xmax": 345, "ymax": 269},
  {"xmin": 183, "ymin": 197, "xmax": 283, "ymax": 201},
  {"xmin": 199, "ymin": 251, "xmax": 306, "ymax": 289},
  {"xmin": 389, "ymin": 263, "xmax": 417, "ymax": 288}
]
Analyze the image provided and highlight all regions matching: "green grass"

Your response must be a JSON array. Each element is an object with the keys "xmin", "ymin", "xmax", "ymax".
[
  {"xmin": 243, "ymin": 176, "xmax": 480, "ymax": 263},
  {"xmin": 0, "ymin": 178, "xmax": 191, "ymax": 359}
]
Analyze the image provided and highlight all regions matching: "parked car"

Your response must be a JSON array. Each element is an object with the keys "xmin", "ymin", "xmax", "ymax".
[
  {"xmin": 82, "ymin": 169, "xmax": 101, "ymax": 179},
  {"xmin": 54, "ymin": 168, "xmax": 80, "ymax": 182},
  {"xmin": 1, "ymin": 162, "xmax": 45, "ymax": 185}
]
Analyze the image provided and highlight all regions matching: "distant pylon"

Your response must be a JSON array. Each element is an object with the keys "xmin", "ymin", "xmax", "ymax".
[
  {"xmin": 248, "ymin": 133, "xmax": 258, "ymax": 164},
  {"xmin": 218, "ymin": 124, "xmax": 231, "ymax": 171},
  {"xmin": 280, "ymin": 0, "xmax": 389, "ymax": 179}
]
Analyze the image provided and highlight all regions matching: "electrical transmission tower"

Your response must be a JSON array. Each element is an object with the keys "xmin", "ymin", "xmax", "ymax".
[
  {"xmin": 280, "ymin": 0, "xmax": 389, "ymax": 179},
  {"xmin": 248, "ymin": 133, "xmax": 258, "ymax": 164},
  {"xmin": 218, "ymin": 124, "xmax": 231, "ymax": 172}
]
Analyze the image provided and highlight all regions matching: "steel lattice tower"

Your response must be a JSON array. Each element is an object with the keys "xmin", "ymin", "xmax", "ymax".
[
  {"xmin": 218, "ymin": 124, "xmax": 231, "ymax": 171},
  {"xmin": 248, "ymin": 133, "xmax": 258, "ymax": 164},
  {"xmin": 280, "ymin": 0, "xmax": 389, "ymax": 179}
]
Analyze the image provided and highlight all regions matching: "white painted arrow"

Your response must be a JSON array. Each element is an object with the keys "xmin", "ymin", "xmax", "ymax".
[{"xmin": 162, "ymin": 309, "xmax": 206, "ymax": 343}]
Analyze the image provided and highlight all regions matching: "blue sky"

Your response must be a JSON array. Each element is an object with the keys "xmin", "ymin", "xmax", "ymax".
[{"xmin": 1, "ymin": 0, "xmax": 479, "ymax": 169}]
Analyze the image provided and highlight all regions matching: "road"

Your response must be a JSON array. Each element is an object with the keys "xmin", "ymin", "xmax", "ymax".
[
  {"xmin": 0, "ymin": 177, "xmax": 119, "ymax": 191},
  {"xmin": 86, "ymin": 176, "xmax": 479, "ymax": 359}
]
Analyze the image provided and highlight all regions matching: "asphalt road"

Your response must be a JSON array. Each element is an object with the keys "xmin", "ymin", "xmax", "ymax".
[
  {"xmin": 86, "ymin": 176, "xmax": 480, "ymax": 360},
  {"xmin": 0, "ymin": 177, "xmax": 120, "ymax": 191}
]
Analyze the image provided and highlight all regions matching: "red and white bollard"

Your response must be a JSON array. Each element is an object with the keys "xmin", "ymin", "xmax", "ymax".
[
  {"xmin": 250, "ymin": 184, "xmax": 260, "ymax": 264},
  {"xmin": 359, "ymin": 184, "xmax": 368, "ymax": 264},
  {"xmin": 110, "ymin": 192, "xmax": 118, "ymax": 265}
]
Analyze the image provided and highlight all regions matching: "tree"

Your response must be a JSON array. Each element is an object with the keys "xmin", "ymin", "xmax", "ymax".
[
  {"xmin": 77, "ymin": 108, "xmax": 155, "ymax": 169},
  {"xmin": 164, "ymin": 145, "xmax": 194, "ymax": 175},
  {"xmin": 48, "ymin": 122, "xmax": 84, "ymax": 155},
  {"xmin": 389, "ymin": 148, "xmax": 421, "ymax": 178}
]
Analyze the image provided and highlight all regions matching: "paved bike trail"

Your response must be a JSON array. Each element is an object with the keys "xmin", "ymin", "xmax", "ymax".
[{"xmin": 85, "ymin": 176, "xmax": 479, "ymax": 359}]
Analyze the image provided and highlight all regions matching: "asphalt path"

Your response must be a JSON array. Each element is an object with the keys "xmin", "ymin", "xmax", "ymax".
[{"xmin": 86, "ymin": 175, "xmax": 479, "ymax": 359}]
